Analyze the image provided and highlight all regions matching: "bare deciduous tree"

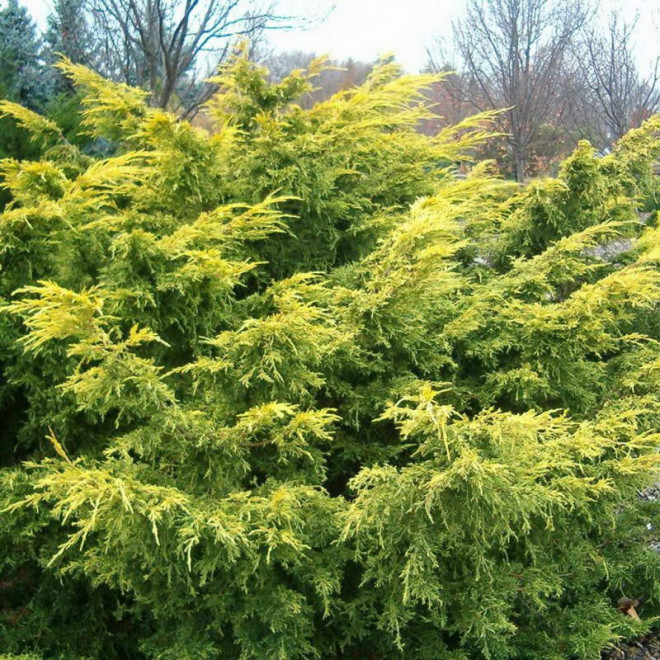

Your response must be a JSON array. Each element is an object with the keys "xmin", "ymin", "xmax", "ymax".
[
  {"xmin": 450, "ymin": 0, "xmax": 589, "ymax": 181},
  {"xmin": 83, "ymin": 0, "xmax": 293, "ymax": 115},
  {"xmin": 423, "ymin": 42, "xmax": 488, "ymax": 132},
  {"xmin": 572, "ymin": 12, "xmax": 660, "ymax": 149}
]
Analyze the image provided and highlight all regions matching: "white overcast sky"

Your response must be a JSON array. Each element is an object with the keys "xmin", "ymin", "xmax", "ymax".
[{"xmin": 17, "ymin": 0, "xmax": 660, "ymax": 73}]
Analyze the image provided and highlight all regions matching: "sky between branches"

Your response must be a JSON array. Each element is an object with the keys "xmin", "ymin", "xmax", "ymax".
[{"xmin": 19, "ymin": 0, "xmax": 660, "ymax": 73}]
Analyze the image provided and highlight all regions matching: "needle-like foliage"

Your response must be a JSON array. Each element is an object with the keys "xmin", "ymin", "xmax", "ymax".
[{"xmin": 1, "ymin": 50, "xmax": 660, "ymax": 659}]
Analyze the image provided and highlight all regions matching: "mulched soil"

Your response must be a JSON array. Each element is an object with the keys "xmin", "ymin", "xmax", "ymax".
[{"xmin": 602, "ymin": 633, "xmax": 660, "ymax": 660}]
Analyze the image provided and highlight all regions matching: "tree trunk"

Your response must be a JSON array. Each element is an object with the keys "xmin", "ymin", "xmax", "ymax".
[{"xmin": 515, "ymin": 151, "xmax": 525, "ymax": 183}]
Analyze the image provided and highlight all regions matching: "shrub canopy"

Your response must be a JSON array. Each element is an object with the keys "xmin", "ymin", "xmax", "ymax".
[{"xmin": 2, "ymin": 52, "xmax": 660, "ymax": 659}]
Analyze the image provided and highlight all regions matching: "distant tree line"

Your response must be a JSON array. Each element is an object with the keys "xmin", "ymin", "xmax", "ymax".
[
  {"xmin": 1, "ymin": 0, "xmax": 658, "ymax": 181},
  {"xmin": 425, "ymin": 0, "xmax": 660, "ymax": 180},
  {"xmin": 0, "ymin": 0, "xmax": 293, "ymax": 163},
  {"xmin": 260, "ymin": 50, "xmax": 373, "ymax": 107}
]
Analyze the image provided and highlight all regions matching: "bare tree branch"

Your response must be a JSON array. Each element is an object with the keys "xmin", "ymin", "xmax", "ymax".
[
  {"xmin": 570, "ymin": 11, "xmax": 660, "ymax": 149},
  {"xmin": 446, "ymin": 0, "xmax": 589, "ymax": 181},
  {"xmin": 82, "ymin": 0, "xmax": 295, "ymax": 115}
]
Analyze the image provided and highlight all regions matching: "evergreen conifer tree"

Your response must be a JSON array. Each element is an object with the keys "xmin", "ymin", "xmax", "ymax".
[
  {"xmin": 0, "ymin": 0, "xmax": 51, "ymax": 164},
  {"xmin": 1, "ymin": 51, "xmax": 660, "ymax": 659}
]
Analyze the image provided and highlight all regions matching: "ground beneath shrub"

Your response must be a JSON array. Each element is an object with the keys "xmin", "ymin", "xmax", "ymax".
[
  {"xmin": 603, "ymin": 632, "xmax": 660, "ymax": 659},
  {"xmin": 602, "ymin": 486, "xmax": 660, "ymax": 659}
]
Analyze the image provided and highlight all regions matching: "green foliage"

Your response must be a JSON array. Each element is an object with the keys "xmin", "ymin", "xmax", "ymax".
[
  {"xmin": 0, "ymin": 1, "xmax": 49, "ymax": 111},
  {"xmin": 0, "ymin": 1, "xmax": 45, "ymax": 193},
  {"xmin": 0, "ymin": 3, "xmax": 94, "ymax": 206},
  {"xmin": 2, "ymin": 50, "xmax": 660, "ymax": 659}
]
